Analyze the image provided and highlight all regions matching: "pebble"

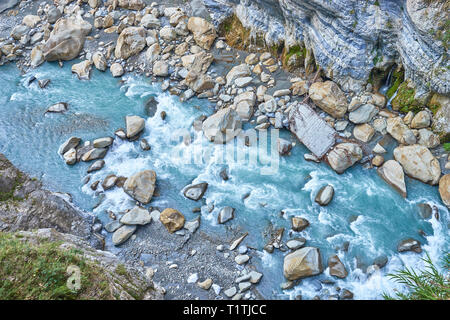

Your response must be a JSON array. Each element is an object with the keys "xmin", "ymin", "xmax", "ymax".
[
  {"xmin": 187, "ymin": 273, "xmax": 198, "ymax": 283},
  {"xmin": 234, "ymin": 254, "xmax": 250, "ymax": 265},
  {"xmin": 224, "ymin": 287, "xmax": 237, "ymax": 298},
  {"xmin": 238, "ymin": 281, "xmax": 252, "ymax": 293}
]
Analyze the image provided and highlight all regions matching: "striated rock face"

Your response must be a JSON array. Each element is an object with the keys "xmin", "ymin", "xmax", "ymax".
[
  {"xmin": 0, "ymin": 153, "xmax": 101, "ymax": 248},
  {"xmin": 289, "ymin": 103, "xmax": 336, "ymax": 158},
  {"xmin": 202, "ymin": 0, "xmax": 449, "ymax": 94}
]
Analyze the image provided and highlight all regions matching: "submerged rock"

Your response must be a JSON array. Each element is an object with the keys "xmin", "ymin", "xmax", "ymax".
[
  {"xmin": 123, "ymin": 170, "xmax": 156, "ymax": 204},
  {"xmin": 46, "ymin": 102, "xmax": 68, "ymax": 113},
  {"xmin": 71, "ymin": 60, "xmax": 92, "ymax": 80},
  {"xmin": 160, "ymin": 208, "xmax": 185, "ymax": 233},
  {"xmin": 397, "ymin": 238, "xmax": 422, "ymax": 253},
  {"xmin": 283, "ymin": 247, "xmax": 323, "ymax": 281},
  {"xmin": 291, "ymin": 216, "xmax": 309, "ymax": 232},
  {"xmin": 87, "ymin": 160, "xmax": 105, "ymax": 173}
]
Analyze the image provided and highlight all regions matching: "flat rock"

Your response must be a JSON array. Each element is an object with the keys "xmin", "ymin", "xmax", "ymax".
[
  {"xmin": 120, "ymin": 206, "xmax": 151, "ymax": 225},
  {"xmin": 289, "ymin": 103, "xmax": 336, "ymax": 158},
  {"xmin": 112, "ymin": 225, "xmax": 136, "ymax": 246}
]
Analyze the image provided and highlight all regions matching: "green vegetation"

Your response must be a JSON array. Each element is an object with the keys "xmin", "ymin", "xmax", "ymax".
[
  {"xmin": 218, "ymin": 14, "xmax": 265, "ymax": 51},
  {"xmin": 0, "ymin": 232, "xmax": 111, "ymax": 300},
  {"xmin": 0, "ymin": 172, "xmax": 23, "ymax": 202},
  {"xmin": 443, "ymin": 143, "xmax": 450, "ymax": 152},
  {"xmin": 386, "ymin": 68, "xmax": 404, "ymax": 99},
  {"xmin": 391, "ymin": 81, "xmax": 422, "ymax": 113},
  {"xmin": 383, "ymin": 252, "xmax": 450, "ymax": 300},
  {"xmin": 282, "ymin": 45, "xmax": 306, "ymax": 70}
]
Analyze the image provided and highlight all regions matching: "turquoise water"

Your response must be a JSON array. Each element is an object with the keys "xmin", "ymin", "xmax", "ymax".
[{"xmin": 0, "ymin": 62, "xmax": 448, "ymax": 299}]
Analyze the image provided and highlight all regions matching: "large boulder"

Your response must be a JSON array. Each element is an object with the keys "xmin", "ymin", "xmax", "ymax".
[
  {"xmin": 386, "ymin": 117, "xmax": 416, "ymax": 145},
  {"xmin": 378, "ymin": 160, "xmax": 407, "ymax": 198},
  {"xmin": 202, "ymin": 107, "xmax": 242, "ymax": 144},
  {"xmin": 326, "ymin": 143, "xmax": 363, "ymax": 174},
  {"xmin": 183, "ymin": 182, "xmax": 208, "ymax": 201},
  {"xmin": 125, "ymin": 115, "xmax": 145, "ymax": 139},
  {"xmin": 328, "ymin": 255, "xmax": 348, "ymax": 279},
  {"xmin": 115, "ymin": 27, "xmax": 146, "ymax": 60},
  {"xmin": 123, "ymin": 170, "xmax": 156, "ymax": 204},
  {"xmin": 42, "ymin": 16, "xmax": 92, "ymax": 61},
  {"xmin": 71, "ymin": 60, "xmax": 92, "ymax": 80},
  {"xmin": 348, "ymin": 103, "xmax": 378, "ymax": 124},
  {"xmin": 92, "ymin": 52, "xmax": 107, "ymax": 71},
  {"xmin": 181, "ymin": 52, "xmax": 214, "ymax": 74},
  {"xmin": 393, "ymin": 145, "xmax": 441, "ymax": 185},
  {"xmin": 226, "ymin": 64, "xmax": 251, "ymax": 86},
  {"xmin": 283, "ymin": 247, "xmax": 323, "ymax": 281},
  {"xmin": 159, "ymin": 208, "xmax": 185, "ymax": 233},
  {"xmin": 315, "ymin": 185, "xmax": 334, "ymax": 206},
  {"xmin": 438, "ymin": 174, "xmax": 450, "ymax": 208},
  {"xmin": 308, "ymin": 81, "xmax": 347, "ymax": 118},
  {"xmin": 120, "ymin": 206, "xmax": 151, "ymax": 225},
  {"xmin": 187, "ymin": 17, "xmax": 217, "ymax": 50},
  {"xmin": 152, "ymin": 61, "xmax": 169, "ymax": 77},
  {"xmin": 112, "ymin": 225, "xmax": 136, "ymax": 246},
  {"xmin": 184, "ymin": 71, "xmax": 215, "ymax": 93},
  {"xmin": 233, "ymin": 91, "xmax": 256, "ymax": 121},
  {"xmin": 410, "ymin": 110, "xmax": 431, "ymax": 129}
]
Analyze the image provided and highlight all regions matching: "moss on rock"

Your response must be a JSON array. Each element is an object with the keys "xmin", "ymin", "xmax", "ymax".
[{"xmin": 391, "ymin": 81, "xmax": 421, "ymax": 113}]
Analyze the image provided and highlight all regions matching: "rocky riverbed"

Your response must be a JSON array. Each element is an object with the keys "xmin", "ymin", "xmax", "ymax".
[{"xmin": 0, "ymin": 0, "xmax": 449, "ymax": 300}]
